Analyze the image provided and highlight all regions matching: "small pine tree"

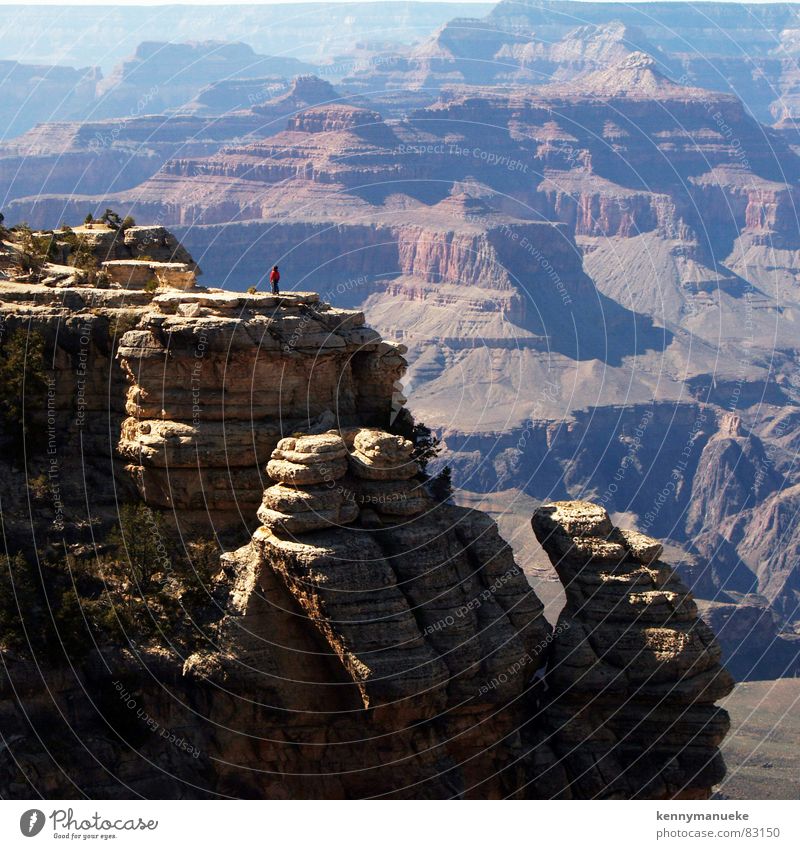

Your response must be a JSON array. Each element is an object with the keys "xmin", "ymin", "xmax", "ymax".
[
  {"xmin": 429, "ymin": 466, "xmax": 453, "ymax": 502},
  {"xmin": 84, "ymin": 213, "xmax": 94, "ymax": 225},
  {"xmin": 10, "ymin": 225, "xmax": 53, "ymax": 279},
  {"xmin": 101, "ymin": 208, "xmax": 122, "ymax": 230},
  {"xmin": 70, "ymin": 238, "xmax": 99, "ymax": 283},
  {"xmin": 106, "ymin": 504, "xmax": 171, "ymax": 592},
  {"xmin": 390, "ymin": 410, "xmax": 446, "ymax": 475},
  {"xmin": 0, "ymin": 327, "xmax": 48, "ymax": 455}
]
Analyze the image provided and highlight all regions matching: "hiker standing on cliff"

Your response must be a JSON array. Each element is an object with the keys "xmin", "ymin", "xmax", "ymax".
[{"xmin": 269, "ymin": 265, "xmax": 280, "ymax": 295}]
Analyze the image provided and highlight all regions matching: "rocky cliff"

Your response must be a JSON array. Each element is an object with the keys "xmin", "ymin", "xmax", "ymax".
[
  {"xmin": 0, "ymin": 225, "xmax": 732, "ymax": 798},
  {"xmin": 532, "ymin": 501, "xmax": 733, "ymax": 798},
  {"xmin": 116, "ymin": 288, "xmax": 406, "ymax": 534}
]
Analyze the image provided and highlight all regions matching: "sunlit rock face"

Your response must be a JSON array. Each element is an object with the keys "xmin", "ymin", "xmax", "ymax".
[{"xmin": 116, "ymin": 291, "xmax": 407, "ymax": 532}]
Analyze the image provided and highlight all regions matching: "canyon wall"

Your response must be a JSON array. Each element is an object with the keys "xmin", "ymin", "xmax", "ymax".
[{"xmin": 0, "ymin": 234, "xmax": 733, "ymax": 797}]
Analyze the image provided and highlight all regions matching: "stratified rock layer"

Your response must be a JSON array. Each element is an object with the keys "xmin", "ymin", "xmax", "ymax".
[
  {"xmin": 532, "ymin": 500, "xmax": 735, "ymax": 799},
  {"xmin": 259, "ymin": 433, "xmax": 358, "ymax": 534},
  {"xmin": 188, "ymin": 496, "xmax": 553, "ymax": 796},
  {"xmin": 0, "ymin": 231, "xmax": 736, "ymax": 797},
  {"xmin": 116, "ymin": 294, "xmax": 408, "ymax": 530}
]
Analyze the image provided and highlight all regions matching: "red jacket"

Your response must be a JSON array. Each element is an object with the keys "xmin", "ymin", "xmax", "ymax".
[{"xmin": 269, "ymin": 269, "xmax": 280, "ymax": 283}]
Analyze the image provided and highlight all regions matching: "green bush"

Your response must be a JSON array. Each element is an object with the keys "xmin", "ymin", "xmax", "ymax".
[
  {"xmin": 173, "ymin": 540, "xmax": 220, "ymax": 612},
  {"xmin": 10, "ymin": 225, "xmax": 55, "ymax": 278},
  {"xmin": 27, "ymin": 473, "xmax": 49, "ymax": 502},
  {"xmin": 70, "ymin": 238, "xmax": 98, "ymax": 271},
  {"xmin": 106, "ymin": 504, "xmax": 170, "ymax": 592},
  {"xmin": 107, "ymin": 310, "xmax": 139, "ymax": 343},
  {"xmin": 0, "ymin": 550, "xmax": 93, "ymax": 660},
  {"xmin": 0, "ymin": 504, "xmax": 222, "ymax": 661}
]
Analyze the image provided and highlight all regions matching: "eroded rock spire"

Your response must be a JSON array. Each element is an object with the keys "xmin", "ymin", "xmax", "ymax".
[{"xmin": 532, "ymin": 500, "xmax": 734, "ymax": 799}]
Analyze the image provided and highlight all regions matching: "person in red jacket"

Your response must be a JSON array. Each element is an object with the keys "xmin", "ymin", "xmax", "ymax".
[{"xmin": 269, "ymin": 265, "xmax": 280, "ymax": 294}]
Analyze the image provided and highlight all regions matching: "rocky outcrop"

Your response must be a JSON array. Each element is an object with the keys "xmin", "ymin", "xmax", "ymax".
[
  {"xmin": 1, "ymin": 222, "xmax": 737, "ymax": 796},
  {"xmin": 532, "ymin": 501, "xmax": 734, "ymax": 799},
  {"xmin": 184, "ymin": 428, "xmax": 553, "ymax": 795},
  {"xmin": 75, "ymin": 223, "xmax": 198, "ymax": 269},
  {"xmin": 346, "ymin": 428, "xmax": 433, "ymax": 517},
  {"xmin": 259, "ymin": 433, "xmax": 357, "ymax": 534},
  {"xmin": 116, "ymin": 290, "xmax": 407, "ymax": 532}
]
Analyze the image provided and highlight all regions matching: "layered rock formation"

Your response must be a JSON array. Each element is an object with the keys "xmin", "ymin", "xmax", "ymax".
[
  {"xmin": 236, "ymin": 430, "xmax": 549, "ymax": 719},
  {"xmin": 0, "ymin": 224, "xmax": 735, "ymax": 796},
  {"xmin": 259, "ymin": 433, "xmax": 358, "ymax": 534},
  {"xmin": 346, "ymin": 1, "xmax": 800, "ymax": 125},
  {"xmin": 532, "ymin": 501, "xmax": 734, "ymax": 799},
  {"xmin": 0, "ymin": 476, "xmax": 733, "ymax": 797},
  {"xmin": 116, "ymin": 289, "xmax": 406, "ymax": 533}
]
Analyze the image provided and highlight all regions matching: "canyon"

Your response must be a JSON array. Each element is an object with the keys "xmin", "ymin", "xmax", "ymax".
[
  {"xmin": 6, "ymin": 54, "xmax": 799, "ymax": 673},
  {"xmin": 1, "ymin": 2, "xmax": 800, "ymax": 785},
  {"xmin": 0, "ymin": 224, "xmax": 733, "ymax": 797}
]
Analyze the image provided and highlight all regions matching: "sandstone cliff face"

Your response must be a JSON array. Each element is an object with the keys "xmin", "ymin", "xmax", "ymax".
[
  {"xmin": 532, "ymin": 501, "xmax": 734, "ymax": 799},
  {"xmin": 116, "ymin": 291, "xmax": 406, "ymax": 533}
]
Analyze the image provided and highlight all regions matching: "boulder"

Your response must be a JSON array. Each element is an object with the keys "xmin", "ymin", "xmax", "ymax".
[
  {"xmin": 348, "ymin": 428, "xmax": 419, "ymax": 481},
  {"xmin": 267, "ymin": 433, "xmax": 349, "ymax": 485}
]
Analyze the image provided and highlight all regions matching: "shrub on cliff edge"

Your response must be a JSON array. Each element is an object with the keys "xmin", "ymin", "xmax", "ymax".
[{"xmin": 390, "ymin": 410, "xmax": 453, "ymax": 500}]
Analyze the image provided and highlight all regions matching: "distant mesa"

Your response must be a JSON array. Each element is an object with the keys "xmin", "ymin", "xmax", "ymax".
[{"xmin": 546, "ymin": 50, "xmax": 713, "ymax": 99}]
